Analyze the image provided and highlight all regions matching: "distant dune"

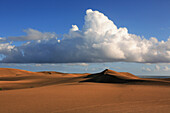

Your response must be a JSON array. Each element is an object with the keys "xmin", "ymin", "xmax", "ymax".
[
  {"xmin": 0, "ymin": 68, "xmax": 170, "ymax": 113},
  {"xmin": 0, "ymin": 68, "xmax": 88, "ymax": 90},
  {"xmin": 0, "ymin": 68, "xmax": 170, "ymax": 90}
]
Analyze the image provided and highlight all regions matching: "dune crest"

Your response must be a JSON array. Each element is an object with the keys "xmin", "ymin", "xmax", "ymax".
[
  {"xmin": 82, "ymin": 69, "xmax": 139, "ymax": 83},
  {"xmin": 101, "ymin": 69, "xmax": 139, "ymax": 79}
]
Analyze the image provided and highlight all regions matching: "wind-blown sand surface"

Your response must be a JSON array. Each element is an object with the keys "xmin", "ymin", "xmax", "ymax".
[{"xmin": 0, "ymin": 68, "xmax": 170, "ymax": 113}]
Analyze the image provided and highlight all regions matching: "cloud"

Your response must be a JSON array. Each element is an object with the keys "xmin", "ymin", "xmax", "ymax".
[
  {"xmin": 1, "ymin": 9, "xmax": 170, "ymax": 63},
  {"xmin": 67, "ymin": 63, "xmax": 89, "ymax": 66},
  {"xmin": 155, "ymin": 65, "xmax": 160, "ymax": 71},
  {"xmin": 0, "ymin": 37, "xmax": 6, "ymax": 42},
  {"xmin": 142, "ymin": 64, "xmax": 170, "ymax": 72},
  {"xmin": 142, "ymin": 67, "xmax": 152, "ymax": 72},
  {"xmin": 0, "ymin": 43, "xmax": 16, "ymax": 60},
  {"xmin": 163, "ymin": 66, "xmax": 170, "ymax": 71},
  {"xmin": 35, "ymin": 64, "xmax": 42, "ymax": 67},
  {"xmin": 8, "ymin": 28, "xmax": 57, "ymax": 41}
]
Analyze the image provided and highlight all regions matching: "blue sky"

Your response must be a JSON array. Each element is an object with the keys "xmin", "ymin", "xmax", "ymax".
[
  {"xmin": 1, "ymin": 0, "xmax": 170, "ymax": 75},
  {"xmin": 1, "ymin": 0, "xmax": 170, "ymax": 40}
]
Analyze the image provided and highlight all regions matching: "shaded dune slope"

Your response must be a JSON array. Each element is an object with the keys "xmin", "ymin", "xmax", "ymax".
[
  {"xmin": 81, "ymin": 69, "xmax": 170, "ymax": 85},
  {"xmin": 82, "ymin": 69, "xmax": 140, "ymax": 83}
]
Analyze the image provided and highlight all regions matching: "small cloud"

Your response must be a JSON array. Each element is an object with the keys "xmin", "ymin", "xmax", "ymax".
[
  {"xmin": 113, "ymin": 67, "xmax": 121, "ymax": 69},
  {"xmin": 67, "ymin": 63, "xmax": 89, "ymax": 66},
  {"xmin": 155, "ymin": 65, "xmax": 160, "ymax": 71},
  {"xmin": 0, "ymin": 37, "xmax": 6, "ymax": 42},
  {"xmin": 163, "ymin": 66, "xmax": 170, "ymax": 71},
  {"xmin": 35, "ymin": 64, "xmax": 42, "ymax": 67},
  {"xmin": 8, "ymin": 28, "xmax": 57, "ymax": 41},
  {"xmin": 142, "ymin": 67, "xmax": 151, "ymax": 72},
  {"xmin": 145, "ymin": 63, "xmax": 151, "ymax": 65}
]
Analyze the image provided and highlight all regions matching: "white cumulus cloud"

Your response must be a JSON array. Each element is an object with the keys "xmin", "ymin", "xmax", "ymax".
[{"xmin": 1, "ymin": 9, "xmax": 170, "ymax": 63}]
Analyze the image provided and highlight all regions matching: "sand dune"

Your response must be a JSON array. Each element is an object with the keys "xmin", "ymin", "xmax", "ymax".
[
  {"xmin": 82, "ymin": 69, "xmax": 170, "ymax": 86},
  {"xmin": 82, "ymin": 69, "xmax": 139, "ymax": 83},
  {"xmin": 0, "ymin": 68, "xmax": 88, "ymax": 90},
  {"xmin": 0, "ymin": 68, "xmax": 170, "ymax": 90},
  {"xmin": 0, "ymin": 68, "xmax": 36, "ymax": 77},
  {"xmin": 0, "ymin": 68, "xmax": 170, "ymax": 113}
]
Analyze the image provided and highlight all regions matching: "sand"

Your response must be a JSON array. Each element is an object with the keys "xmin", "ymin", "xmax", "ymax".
[{"xmin": 0, "ymin": 68, "xmax": 170, "ymax": 113}]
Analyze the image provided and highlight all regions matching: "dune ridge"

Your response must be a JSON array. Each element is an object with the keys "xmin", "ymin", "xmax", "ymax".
[
  {"xmin": 82, "ymin": 69, "xmax": 139, "ymax": 83},
  {"xmin": 0, "ymin": 68, "xmax": 170, "ymax": 90},
  {"xmin": 82, "ymin": 69, "xmax": 170, "ymax": 85}
]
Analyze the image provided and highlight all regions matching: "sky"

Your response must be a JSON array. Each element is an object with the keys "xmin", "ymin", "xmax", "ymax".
[
  {"xmin": 0, "ymin": 0, "xmax": 170, "ymax": 75},
  {"xmin": 1, "ymin": 0, "xmax": 170, "ymax": 40}
]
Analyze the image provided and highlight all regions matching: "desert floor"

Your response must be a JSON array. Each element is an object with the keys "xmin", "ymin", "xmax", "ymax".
[{"xmin": 0, "ymin": 68, "xmax": 170, "ymax": 113}]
